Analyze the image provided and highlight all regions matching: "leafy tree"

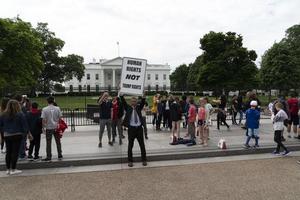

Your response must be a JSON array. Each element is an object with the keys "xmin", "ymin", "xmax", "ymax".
[
  {"xmin": 187, "ymin": 56, "xmax": 203, "ymax": 91},
  {"xmin": 0, "ymin": 18, "xmax": 43, "ymax": 93},
  {"xmin": 35, "ymin": 23, "xmax": 84, "ymax": 93},
  {"xmin": 170, "ymin": 64, "xmax": 189, "ymax": 91},
  {"xmin": 197, "ymin": 31, "xmax": 258, "ymax": 93}
]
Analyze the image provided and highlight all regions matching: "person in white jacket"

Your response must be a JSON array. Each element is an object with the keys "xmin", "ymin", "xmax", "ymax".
[{"xmin": 273, "ymin": 102, "xmax": 290, "ymax": 156}]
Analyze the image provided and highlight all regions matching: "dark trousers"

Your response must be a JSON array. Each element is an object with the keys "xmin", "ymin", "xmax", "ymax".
[
  {"xmin": 127, "ymin": 126, "xmax": 146, "ymax": 162},
  {"xmin": 4, "ymin": 135, "xmax": 22, "ymax": 170},
  {"xmin": 232, "ymin": 111, "xmax": 237, "ymax": 125},
  {"xmin": 274, "ymin": 130, "xmax": 288, "ymax": 152},
  {"xmin": 1, "ymin": 131, "xmax": 4, "ymax": 150},
  {"xmin": 46, "ymin": 129, "xmax": 62, "ymax": 159},
  {"xmin": 217, "ymin": 111, "xmax": 229, "ymax": 130},
  {"xmin": 163, "ymin": 110, "xmax": 171, "ymax": 129},
  {"xmin": 152, "ymin": 113, "xmax": 157, "ymax": 126},
  {"xmin": 28, "ymin": 134, "xmax": 41, "ymax": 158},
  {"xmin": 18, "ymin": 135, "xmax": 27, "ymax": 158},
  {"xmin": 156, "ymin": 113, "xmax": 162, "ymax": 130}
]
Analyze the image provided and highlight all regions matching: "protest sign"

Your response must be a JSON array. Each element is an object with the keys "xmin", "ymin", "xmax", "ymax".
[{"xmin": 119, "ymin": 57, "xmax": 147, "ymax": 96}]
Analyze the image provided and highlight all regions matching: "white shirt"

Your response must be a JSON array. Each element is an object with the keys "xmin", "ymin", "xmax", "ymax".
[
  {"xmin": 130, "ymin": 108, "xmax": 141, "ymax": 127},
  {"xmin": 165, "ymin": 101, "xmax": 170, "ymax": 110}
]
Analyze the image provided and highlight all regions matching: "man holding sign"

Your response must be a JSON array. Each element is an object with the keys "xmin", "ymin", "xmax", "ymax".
[{"xmin": 119, "ymin": 57, "xmax": 147, "ymax": 167}]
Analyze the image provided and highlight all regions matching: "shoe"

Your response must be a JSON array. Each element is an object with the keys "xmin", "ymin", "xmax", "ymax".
[
  {"xmin": 108, "ymin": 141, "xmax": 113, "ymax": 146},
  {"xmin": 42, "ymin": 158, "xmax": 52, "ymax": 162},
  {"xmin": 1, "ymin": 150, "xmax": 5, "ymax": 154},
  {"xmin": 298, "ymin": 136, "xmax": 300, "ymax": 139},
  {"xmin": 244, "ymin": 144, "xmax": 250, "ymax": 149},
  {"xmin": 288, "ymin": 135, "xmax": 292, "ymax": 138},
  {"xmin": 98, "ymin": 142, "xmax": 102, "ymax": 148},
  {"xmin": 119, "ymin": 140, "xmax": 123, "ymax": 145},
  {"xmin": 281, "ymin": 137, "xmax": 286, "ymax": 142},
  {"xmin": 112, "ymin": 138, "xmax": 116, "ymax": 143},
  {"xmin": 58, "ymin": 155, "xmax": 63, "ymax": 160},
  {"xmin": 297, "ymin": 160, "xmax": 300, "ymax": 164},
  {"xmin": 142, "ymin": 161, "xmax": 147, "ymax": 166},
  {"xmin": 254, "ymin": 144, "xmax": 260, "ymax": 148},
  {"xmin": 293, "ymin": 136, "xmax": 298, "ymax": 139},
  {"xmin": 34, "ymin": 156, "xmax": 42, "ymax": 160},
  {"xmin": 145, "ymin": 136, "xmax": 148, "ymax": 140},
  {"xmin": 18, "ymin": 157, "xmax": 26, "ymax": 161},
  {"xmin": 6, "ymin": 169, "xmax": 10, "ymax": 175},
  {"xmin": 121, "ymin": 135, "xmax": 125, "ymax": 139},
  {"xmin": 28, "ymin": 155, "xmax": 33, "ymax": 159},
  {"xmin": 227, "ymin": 127, "xmax": 231, "ymax": 131},
  {"xmin": 282, "ymin": 151, "xmax": 291, "ymax": 156},
  {"xmin": 272, "ymin": 150, "xmax": 281, "ymax": 156},
  {"xmin": 128, "ymin": 162, "xmax": 133, "ymax": 167},
  {"xmin": 10, "ymin": 169, "xmax": 22, "ymax": 175}
]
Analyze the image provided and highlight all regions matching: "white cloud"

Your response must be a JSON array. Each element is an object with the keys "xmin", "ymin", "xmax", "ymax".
[{"xmin": 1, "ymin": 0, "xmax": 299, "ymax": 69}]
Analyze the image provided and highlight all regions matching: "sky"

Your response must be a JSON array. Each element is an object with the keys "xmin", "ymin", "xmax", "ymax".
[{"xmin": 1, "ymin": 0, "xmax": 300, "ymax": 69}]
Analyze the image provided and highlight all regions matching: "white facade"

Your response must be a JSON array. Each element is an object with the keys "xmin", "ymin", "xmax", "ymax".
[{"xmin": 64, "ymin": 57, "xmax": 171, "ymax": 92}]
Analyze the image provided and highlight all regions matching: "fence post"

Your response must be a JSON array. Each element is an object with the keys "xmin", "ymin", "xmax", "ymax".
[{"xmin": 71, "ymin": 109, "xmax": 75, "ymax": 132}]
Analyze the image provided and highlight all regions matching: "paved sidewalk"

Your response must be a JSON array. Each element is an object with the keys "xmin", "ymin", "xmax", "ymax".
[{"xmin": 1, "ymin": 119, "xmax": 299, "ymax": 161}]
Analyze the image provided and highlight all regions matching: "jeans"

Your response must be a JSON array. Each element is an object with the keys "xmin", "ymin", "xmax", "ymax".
[
  {"xmin": 99, "ymin": 119, "xmax": 112, "ymax": 143},
  {"xmin": 112, "ymin": 118, "xmax": 123, "ymax": 141},
  {"xmin": 5, "ymin": 135, "xmax": 22, "ymax": 170},
  {"xmin": 46, "ymin": 129, "xmax": 62, "ymax": 159},
  {"xmin": 274, "ymin": 130, "xmax": 288, "ymax": 152},
  {"xmin": 232, "ymin": 111, "xmax": 237, "ymax": 125},
  {"xmin": 156, "ymin": 113, "xmax": 162, "ymax": 130},
  {"xmin": 152, "ymin": 113, "xmax": 157, "ymax": 126},
  {"xmin": 127, "ymin": 126, "xmax": 146, "ymax": 162},
  {"xmin": 238, "ymin": 110, "xmax": 243, "ymax": 124},
  {"xmin": 28, "ymin": 133, "xmax": 41, "ymax": 158},
  {"xmin": 245, "ymin": 128, "xmax": 259, "ymax": 146},
  {"xmin": 18, "ymin": 135, "xmax": 27, "ymax": 158}
]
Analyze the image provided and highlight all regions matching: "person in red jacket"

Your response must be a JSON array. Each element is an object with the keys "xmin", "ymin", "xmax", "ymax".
[{"xmin": 287, "ymin": 92, "xmax": 300, "ymax": 139}]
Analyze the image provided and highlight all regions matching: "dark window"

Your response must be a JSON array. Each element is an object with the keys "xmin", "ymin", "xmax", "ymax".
[
  {"xmin": 87, "ymin": 74, "xmax": 90, "ymax": 80},
  {"xmin": 87, "ymin": 85, "xmax": 90, "ymax": 92},
  {"xmin": 95, "ymin": 74, "xmax": 99, "ymax": 80},
  {"xmin": 148, "ymin": 85, "xmax": 151, "ymax": 91},
  {"xmin": 163, "ymin": 74, "xmax": 166, "ymax": 80},
  {"xmin": 155, "ymin": 74, "xmax": 158, "ymax": 80},
  {"xmin": 156, "ymin": 84, "xmax": 159, "ymax": 91},
  {"xmin": 78, "ymin": 85, "xmax": 82, "ymax": 92},
  {"xmin": 147, "ymin": 74, "xmax": 151, "ymax": 80},
  {"xmin": 69, "ymin": 85, "xmax": 73, "ymax": 92},
  {"xmin": 163, "ymin": 85, "xmax": 166, "ymax": 90},
  {"xmin": 96, "ymin": 85, "xmax": 99, "ymax": 92}
]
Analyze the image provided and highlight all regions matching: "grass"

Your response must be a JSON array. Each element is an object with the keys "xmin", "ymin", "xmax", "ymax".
[{"xmin": 25, "ymin": 95, "xmax": 272, "ymax": 109}]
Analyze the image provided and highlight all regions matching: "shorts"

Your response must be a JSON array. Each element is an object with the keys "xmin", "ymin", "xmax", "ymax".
[
  {"xmin": 288, "ymin": 114, "xmax": 299, "ymax": 126},
  {"xmin": 198, "ymin": 120, "xmax": 206, "ymax": 126}
]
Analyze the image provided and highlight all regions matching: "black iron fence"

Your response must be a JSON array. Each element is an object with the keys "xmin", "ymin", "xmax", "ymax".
[{"xmin": 61, "ymin": 107, "xmax": 271, "ymax": 132}]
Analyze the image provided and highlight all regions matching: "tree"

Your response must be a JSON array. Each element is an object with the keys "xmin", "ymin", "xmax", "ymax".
[
  {"xmin": 187, "ymin": 56, "xmax": 203, "ymax": 91},
  {"xmin": 170, "ymin": 64, "xmax": 189, "ymax": 91},
  {"xmin": 0, "ymin": 18, "xmax": 43, "ymax": 93},
  {"xmin": 197, "ymin": 31, "xmax": 258, "ymax": 93},
  {"xmin": 35, "ymin": 23, "xmax": 84, "ymax": 93},
  {"xmin": 260, "ymin": 24, "xmax": 300, "ymax": 94}
]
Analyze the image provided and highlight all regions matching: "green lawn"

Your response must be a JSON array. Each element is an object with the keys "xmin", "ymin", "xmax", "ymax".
[{"xmin": 27, "ymin": 95, "xmax": 271, "ymax": 109}]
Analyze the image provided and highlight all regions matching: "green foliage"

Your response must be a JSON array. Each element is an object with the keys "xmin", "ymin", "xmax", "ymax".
[
  {"xmin": 197, "ymin": 31, "xmax": 258, "ymax": 92},
  {"xmin": 0, "ymin": 18, "xmax": 43, "ymax": 91},
  {"xmin": 260, "ymin": 24, "xmax": 300, "ymax": 92},
  {"xmin": 169, "ymin": 64, "xmax": 189, "ymax": 91}
]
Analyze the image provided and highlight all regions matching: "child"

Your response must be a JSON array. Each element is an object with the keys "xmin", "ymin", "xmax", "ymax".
[
  {"xmin": 26, "ymin": 102, "xmax": 43, "ymax": 160},
  {"xmin": 187, "ymin": 98, "xmax": 196, "ymax": 143},
  {"xmin": 273, "ymin": 102, "xmax": 290, "ymax": 156},
  {"xmin": 198, "ymin": 98, "xmax": 208, "ymax": 146},
  {"xmin": 244, "ymin": 101, "xmax": 260, "ymax": 148}
]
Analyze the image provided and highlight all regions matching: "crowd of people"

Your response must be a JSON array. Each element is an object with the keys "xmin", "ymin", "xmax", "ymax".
[
  {"xmin": 1, "ymin": 90, "xmax": 300, "ymax": 174},
  {"xmin": 0, "ymin": 95, "xmax": 64, "ymax": 175}
]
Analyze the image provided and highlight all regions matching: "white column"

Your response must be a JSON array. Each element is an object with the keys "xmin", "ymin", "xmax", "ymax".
[
  {"xmin": 112, "ymin": 69, "xmax": 116, "ymax": 88},
  {"xmin": 100, "ymin": 69, "xmax": 105, "ymax": 88}
]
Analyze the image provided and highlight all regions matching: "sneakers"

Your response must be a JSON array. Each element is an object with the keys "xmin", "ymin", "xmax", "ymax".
[
  {"xmin": 1, "ymin": 149, "xmax": 5, "ymax": 154},
  {"xmin": 297, "ymin": 160, "xmax": 300, "ymax": 164},
  {"xmin": 282, "ymin": 151, "xmax": 291, "ymax": 156},
  {"xmin": 253, "ymin": 144, "xmax": 260, "ymax": 148},
  {"xmin": 6, "ymin": 170, "xmax": 10, "ymax": 175},
  {"xmin": 145, "ymin": 136, "xmax": 149, "ymax": 140},
  {"xmin": 98, "ymin": 142, "xmax": 102, "ymax": 148},
  {"xmin": 108, "ymin": 141, "xmax": 113, "ymax": 146},
  {"xmin": 119, "ymin": 140, "xmax": 123, "ymax": 145},
  {"xmin": 272, "ymin": 151, "xmax": 281, "ymax": 156},
  {"xmin": 128, "ymin": 162, "xmax": 133, "ymax": 167},
  {"xmin": 42, "ymin": 158, "xmax": 52, "ymax": 162},
  {"xmin": 288, "ymin": 135, "xmax": 292, "ymax": 138},
  {"xmin": 34, "ymin": 156, "xmax": 42, "ymax": 161},
  {"xmin": 10, "ymin": 169, "xmax": 22, "ymax": 175},
  {"xmin": 244, "ymin": 144, "xmax": 250, "ymax": 149},
  {"xmin": 142, "ymin": 161, "xmax": 147, "ymax": 166},
  {"xmin": 58, "ymin": 155, "xmax": 63, "ymax": 161}
]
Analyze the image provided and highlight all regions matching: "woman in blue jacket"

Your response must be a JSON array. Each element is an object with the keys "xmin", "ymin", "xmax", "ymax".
[{"xmin": 0, "ymin": 100, "xmax": 30, "ymax": 175}]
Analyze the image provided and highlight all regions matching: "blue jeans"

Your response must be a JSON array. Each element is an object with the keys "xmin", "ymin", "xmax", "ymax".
[
  {"xmin": 245, "ymin": 128, "xmax": 259, "ymax": 145},
  {"xmin": 238, "ymin": 110, "xmax": 243, "ymax": 124}
]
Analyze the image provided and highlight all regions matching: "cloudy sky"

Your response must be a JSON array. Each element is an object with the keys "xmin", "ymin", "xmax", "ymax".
[{"xmin": 1, "ymin": 0, "xmax": 300, "ymax": 69}]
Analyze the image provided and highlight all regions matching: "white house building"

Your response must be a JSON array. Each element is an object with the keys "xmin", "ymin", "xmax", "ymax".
[{"xmin": 64, "ymin": 57, "xmax": 171, "ymax": 92}]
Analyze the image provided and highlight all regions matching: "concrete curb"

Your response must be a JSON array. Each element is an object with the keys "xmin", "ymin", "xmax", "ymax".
[{"xmin": 1, "ymin": 144, "xmax": 300, "ymax": 170}]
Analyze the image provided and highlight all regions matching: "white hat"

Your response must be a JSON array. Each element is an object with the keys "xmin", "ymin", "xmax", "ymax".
[{"xmin": 250, "ymin": 100, "xmax": 258, "ymax": 106}]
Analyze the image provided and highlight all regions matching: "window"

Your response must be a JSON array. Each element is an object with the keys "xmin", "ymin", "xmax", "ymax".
[
  {"xmin": 95, "ymin": 74, "xmax": 99, "ymax": 80},
  {"xmin": 107, "ymin": 73, "xmax": 111, "ymax": 80},
  {"xmin": 163, "ymin": 85, "xmax": 166, "ymax": 90},
  {"xmin": 87, "ymin": 73, "xmax": 90, "ymax": 80},
  {"xmin": 148, "ymin": 85, "xmax": 151, "ymax": 91},
  {"xmin": 155, "ymin": 74, "xmax": 158, "ymax": 80},
  {"xmin": 69, "ymin": 85, "xmax": 73, "ymax": 92},
  {"xmin": 96, "ymin": 85, "xmax": 99, "ymax": 92},
  {"xmin": 163, "ymin": 74, "xmax": 166, "ymax": 80},
  {"xmin": 155, "ymin": 84, "xmax": 159, "ymax": 91},
  {"xmin": 147, "ymin": 74, "xmax": 151, "ymax": 80},
  {"xmin": 78, "ymin": 85, "xmax": 82, "ymax": 92},
  {"xmin": 87, "ymin": 85, "xmax": 90, "ymax": 93}
]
